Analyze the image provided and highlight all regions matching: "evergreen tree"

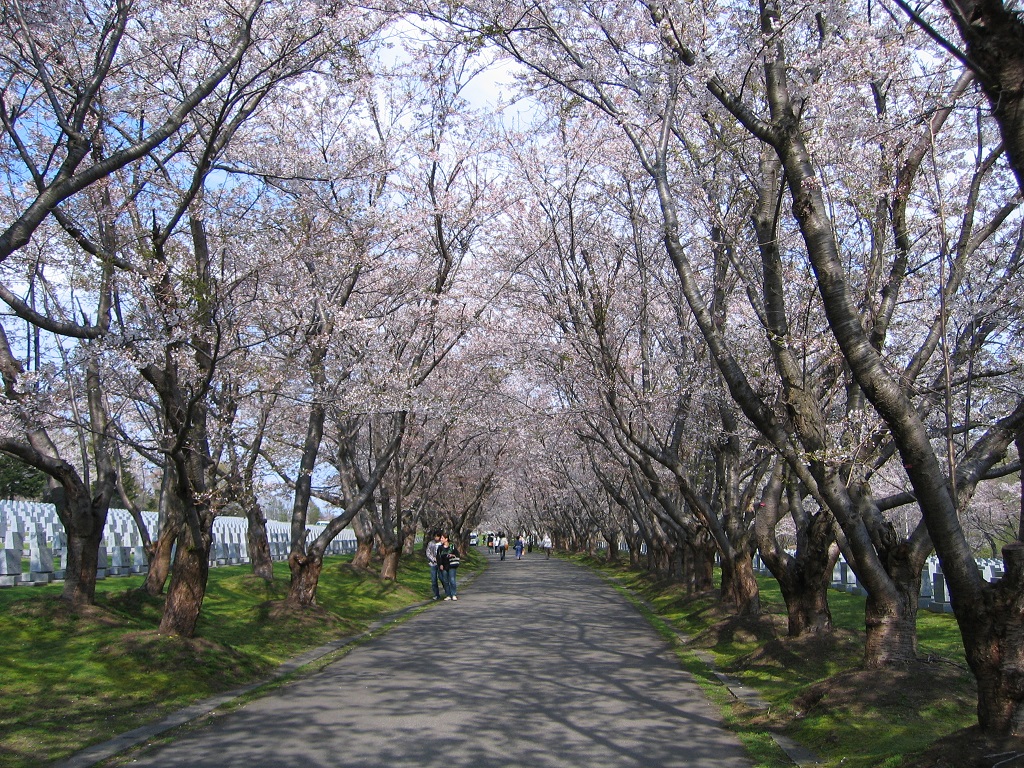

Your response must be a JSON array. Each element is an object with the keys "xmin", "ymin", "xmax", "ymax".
[{"xmin": 0, "ymin": 453, "xmax": 48, "ymax": 500}]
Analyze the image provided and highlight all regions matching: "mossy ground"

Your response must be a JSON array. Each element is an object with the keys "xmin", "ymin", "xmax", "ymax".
[
  {"xmin": 573, "ymin": 553, "xmax": 1011, "ymax": 768},
  {"xmin": 0, "ymin": 550, "xmax": 476, "ymax": 768}
]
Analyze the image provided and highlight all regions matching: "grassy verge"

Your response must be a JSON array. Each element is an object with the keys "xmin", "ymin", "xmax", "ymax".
[
  {"xmin": 0, "ymin": 550, "xmax": 481, "ymax": 768},
  {"xmin": 571, "ymin": 554, "xmax": 977, "ymax": 768}
]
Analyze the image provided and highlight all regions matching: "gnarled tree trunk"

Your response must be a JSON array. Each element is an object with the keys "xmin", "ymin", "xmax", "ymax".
[
  {"xmin": 287, "ymin": 549, "xmax": 325, "ymax": 607},
  {"xmin": 245, "ymin": 498, "xmax": 274, "ymax": 582},
  {"xmin": 56, "ymin": 487, "xmax": 107, "ymax": 608},
  {"xmin": 959, "ymin": 546, "xmax": 1024, "ymax": 732},
  {"xmin": 379, "ymin": 544, "xmax": 399, "ymax": 581},
  {"xmin": 158, "ymin": 522, "xmax": 212, "ymax": 636},
  {"xmin": 142, "ymin": 522, "xmax": 176, "ymax": 596},
  {"xmin": 142, "ymin": 469, "xmax": 181, "ymax": 596},
  {"xmin": 756, "ymin": 466, "xmax": 838, "ymax": 636},
  {"xmin": 719, "ymin": 546, "xmax": 761, "ymax": 616},
  {"xmin": 350, "ymin": 510, "xmax": 374, "ymax": 570}
]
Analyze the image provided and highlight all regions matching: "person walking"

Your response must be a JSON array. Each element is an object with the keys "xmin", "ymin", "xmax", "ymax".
[
  {"xmin": 426, "ymin": 529, "xmax": 443, "ymax": 600},
  {"xmin": 436, "ymin": 534, "xmax": 459, "ymax": 600},
  {"xmin": 498, "ymin": 533, "xmax": 508, "ymax": 561},
  {"xmin": 446, "ymin": 534, "xmax": 461, "ymax": 598},
  {"xmin": 514, "ymin": 535, "xmax": 525, "ymax": 560},
  {"xmin": 542, "ymin": 534, "xmax": 552, "ymax": 559}
]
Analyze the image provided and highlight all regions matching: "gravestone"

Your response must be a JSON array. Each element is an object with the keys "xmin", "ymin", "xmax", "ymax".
[
  {"xmin": 131, "ymin": 545, "xmax": 149, "ymax": 574},
  {"xmin": 831, "ymin": 561, "xmax": 844, "ymax": 589},
  {"xmin": 109, "ymin": 535, "xmax": 132, "ymax": 576},
  {"xmin": 919, "ymin": 566, "xmax": 934, "ymax": 607},
  {"xmin": 932, "ymin": 571, "xmax": 953, "ymax": 613},
  {"xmin": 96, "ymin": 543, "xmax": 108, "ymax": 579},
  {"xmin": 27, "ymin": 527, "xmax": 54, "ymax": 583},
  {"xmin": 0, "ymin": 529, "xmax": 23, "ymax": 587}
]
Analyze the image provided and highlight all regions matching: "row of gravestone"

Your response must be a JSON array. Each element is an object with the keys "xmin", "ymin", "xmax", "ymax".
[
  {"xmin": 752, "ymin": 553, "xmax": 1005, "ymax": 615},
  {"xmin": 0, "ymin": 501, "xmax": 357, "ymax": 587}
]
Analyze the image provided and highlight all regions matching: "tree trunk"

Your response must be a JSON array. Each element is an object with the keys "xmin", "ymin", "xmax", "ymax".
[
  {"xmin": 694, "ymin": 538, "xmax": 716, "ymax": 592},
  {"xmin": 143, "ymin": 521, "xmax": 176, "ymax": 596},
  {"xmin": 60, "ymin": 500, "xmax": 103, "ymax": 607},
  {"xmin": 379, "ymin": 545, "xmax": 399, "ymax": 581},
  {"xmin": 669, "ymin": 540, "xmax": 685, "ymax": 582},
  {"xmin": 287, "ymin": 551, "xmax": 324, "ymax": 607},
  {"xmin": 959, "ymin": 434, "xmax": 1024, "ymax": 733},
  {"xmin": 864, "ymin": 594, "xmax": 919, "ymax": 667},
  {"xmin": 622, "ymin": 530, "xmax": 639, "ymax": 567},
  {"xmin": 720, "ymin": 548, "xmax": 761, "ymax": 615},
  {"xmin": 370, "ymin": 487, "xmax": 401, "ymax": 581},
  {"xmin": 605, "ymin": 534, "xmax": 619, "ymax": 562},
  {"xmin": 776, "ymin": 551, "xmax": 836, "ymax": 636},
  {"xmin": 350, "ymin": 540, "xmax": 374, "ymax": 573},
  {"xmin": 402, "ymin": 523, "xmax": 417, "ymax": 556},
  {"xmin": 649, "ymin": 538, "xmax": 671, "ymax": 576},
  {"xmin": 757, "ymin": 488, "xmax": 838, "ymax": 637},
  {"xmin": 158, "ymin": 525, "xmax": 212, "ymax": 637},
  {"xmin": 16, "ymin": 358, "xmax": 118, "ymax": 608},
  {"xmin": 863, "ymin": 565, "xmax": 922, "ymax": 667},
  {"xmin": 785, "ymin": 577, "xmax": 833, "ymax": 636},
  {"xmin": 351, "ymin": 511, "xmax": 374, "ymax": 570},
  {"xmin": 245, "ymin": 500, "xmax": 274, "ymax": 582},
  {"xmin": 953, "ymin": 543, "xmax": 1024, "ymax": 733},
  {"xmin": 141, "ymin": 465, "xmax": 179, "ymax": 595}
]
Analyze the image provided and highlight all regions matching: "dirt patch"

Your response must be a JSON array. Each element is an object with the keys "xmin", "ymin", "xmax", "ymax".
[
  {"xmin": 235, "ymin": 573, "xmax": 281, "ymax": 588},
  {"xmin": 722, "ymin": 631, "xmax": 980, "ymax": 761},
  {"xmin": 7, "ymin": 596, "xmax": 126, "ymax": 626},
  {"xmin": 790, "ymin": 659, "xmax": 976, "ymax": 720},
  {"xmin": 735, "ymin": 629, "xmax": 863, "ymax": 674},
  {"xmin": 901, "ymin": 726, "xmax": 1024, "ymax": 768},
  {"xmin": 100, "ymin": 588, "xmax": 165, "ymax": 619},
  {"xmin": 255, "ymin": 599, "xmax": 355, "ymax": 631},
  {"xmin": 109, "ymin": 630, "xmax": 236, "ymax": 666},
  {"xmin": 261, "ymin": 599, "xmax": 335, "ymax": 622},
  {"xmin": 337, "ymin": 562, "xmax": 376, "ymax": 576},
  {"xmin": 99, "ymin": 630, "xmax": 269, "ymax": 683},
  {"xmin": 691, "ymin": 612, "xmax": 783, "ymax": 649}
]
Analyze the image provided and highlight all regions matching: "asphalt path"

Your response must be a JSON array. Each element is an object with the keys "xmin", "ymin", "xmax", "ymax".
[{"xmin": 121, "ymin": 553, "xmax": 753, "ymax": 768}]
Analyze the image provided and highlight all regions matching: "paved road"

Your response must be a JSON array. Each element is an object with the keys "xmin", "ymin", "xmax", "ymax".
[{"xmin": 122, "ymin": 555, "xmax": 753, "ymax": 767}]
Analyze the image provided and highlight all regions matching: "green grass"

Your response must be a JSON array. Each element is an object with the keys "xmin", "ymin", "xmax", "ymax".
[
  {"xmin": 0, "ymin": 550, "xmax": 478, "ymax": 768},
  {"xmin": 572, "ymin": 554, "xmax": 977, "ymax": 768},
  {"xmin": 1, "ymin": 548, "xmax": 972, "ymax": 768},
  {"xmin": 612, "ymin": 584, "xmax": 793, "ymax": 768}
]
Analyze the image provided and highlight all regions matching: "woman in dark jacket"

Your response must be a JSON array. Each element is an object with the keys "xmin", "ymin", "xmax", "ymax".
[{"xmin": 436, "ymin": 534, "xmax": 459, "ymax": 601}]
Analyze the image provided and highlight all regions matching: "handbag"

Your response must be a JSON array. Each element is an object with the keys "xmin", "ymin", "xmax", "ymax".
[{"xmin": 448, "ymin": 551, "xmax": 461, "ymax": 567}]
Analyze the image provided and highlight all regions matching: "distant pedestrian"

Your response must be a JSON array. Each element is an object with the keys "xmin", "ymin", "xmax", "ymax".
[
  {"xmin": 498, "ymin": 533, "xmax": 508, "ymax": 561},
  {"xmin": 487, "ymin": 533, "xmax": 494, "ymax": 553},
  {"xmin": 514, "ymin": 536, "xmax": 525, "ymax": 560},
  {"xmin": 426, "ymin": 529, "xmax": 443, "ymax": 600},
  {"xmin": 437, "ymin": 533, "xmax": 459, "ymax": 601},
  {"xmin": 542, "ymin": 534, "xmax": 552, "ymax": 559}
]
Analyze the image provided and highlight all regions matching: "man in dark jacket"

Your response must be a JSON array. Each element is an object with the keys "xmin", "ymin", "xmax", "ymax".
[{"xmin": 426, "ymin": 529, "xmax": 443, "ymax": 600}]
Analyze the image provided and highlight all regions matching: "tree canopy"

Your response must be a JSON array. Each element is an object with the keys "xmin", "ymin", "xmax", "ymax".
[{"xmin": 0, "ymin": 0, "xmax": 1022, "ymax": 735}]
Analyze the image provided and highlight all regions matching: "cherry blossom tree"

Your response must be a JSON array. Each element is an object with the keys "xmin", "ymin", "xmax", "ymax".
[
  {"xmin": 0, "ymin": 0, "xmax": 325, "ymax": 608},
  {"xmin": 247, "ymin": 32, "xmax": 516, "ymax": 604},
  {"xmin": 23, "ymin": 0, "xmax": 384, "ymax": 632},
  {"xmin": 420, "ymin": 0, "xmax": 1024, "ymax": 731},
  {"xmin": 922, "ymin": 0, "xmax": 1024, "ymax": 194}
]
